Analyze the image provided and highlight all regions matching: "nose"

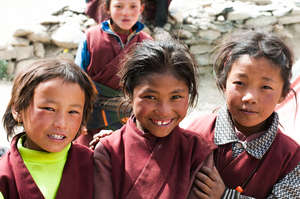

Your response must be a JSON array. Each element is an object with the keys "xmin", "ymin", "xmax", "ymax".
[
  {"xmin": 53, "ymin": 111, "xmax": 67, "ymax": 129},
  {"xmin": 121, "ymin": 6, "xmax": 130, "ymax": 16},
  {"xmin": 156, "ymin": 101, "xmax": 172, "ymax": 116},
  {"xmin": 241, "ymin": 89, "xmax": 257, "ymax": 104}
]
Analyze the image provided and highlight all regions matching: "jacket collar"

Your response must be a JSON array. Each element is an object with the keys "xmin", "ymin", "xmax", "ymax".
[{"xmin": 214, "ymin": 107, "xmax": 278, "ymax": 159}]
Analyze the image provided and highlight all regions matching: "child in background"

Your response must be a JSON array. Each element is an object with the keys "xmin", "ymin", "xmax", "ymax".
[
  {"xmin": 93, "ymin": 39, "xmax": 216, "ymax": 198},
  {"xmin": 0, "ymin": 59, "xmax": 97, "ymax": 199},
  {"xmin": 85, "ymin": 0, "xmax": 172, "ymax": 27},
  {"xmin": 188, "ymin": 30, "xmax": 300, "ymax": 198},
  {"xmin": 75, "ymin": 0, "xmax": 152, "ymax": 146}
]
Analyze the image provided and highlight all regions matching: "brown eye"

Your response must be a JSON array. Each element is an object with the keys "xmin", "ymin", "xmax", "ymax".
[
  {"xmin": 42, "ymin": 107, "xmax": 55, "ymax": 112},
  {"xmin": 262, "ymin": 85, "xmax": 272, "ymax": 90}
]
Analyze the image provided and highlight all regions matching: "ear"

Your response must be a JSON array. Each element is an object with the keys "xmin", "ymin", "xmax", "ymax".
[
  {"xmin": 140, "ymin": 3, "xmax": 145, "ymax": 14},
  {"xmin": 11, "ymin": 108, "xmax": 22, "ymax": 122}
]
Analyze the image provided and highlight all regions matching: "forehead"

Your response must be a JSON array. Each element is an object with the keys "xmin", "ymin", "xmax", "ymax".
[
  {"xmin": 110, "ymin": 0, "xmax": 141, "ymax": 4},
  {"xmin": 135, "ymin": 73, "xmax": 188, "ymax": 91},
  {"xmin": 229, "ymin": 55, "xmax": 283, "ymax": 81},
  {"xmin": 33, "ymin": 78, "xmax": 84, "ymax": 102}
]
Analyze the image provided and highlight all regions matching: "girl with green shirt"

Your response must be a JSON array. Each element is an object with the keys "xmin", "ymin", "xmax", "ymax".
[{"xmin": 0, "ymin": 58, "xmax": 97, "ymax": 199}]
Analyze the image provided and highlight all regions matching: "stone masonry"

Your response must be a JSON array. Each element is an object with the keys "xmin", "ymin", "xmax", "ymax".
[{"xmin": 1, "ymin": 0, "xmax": 300, "ymax": 76}]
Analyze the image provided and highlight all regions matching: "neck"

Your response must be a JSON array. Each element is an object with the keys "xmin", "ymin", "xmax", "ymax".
[{"xmin": 110, "ymin": 21, "xmax": 131, "ymax": 35}]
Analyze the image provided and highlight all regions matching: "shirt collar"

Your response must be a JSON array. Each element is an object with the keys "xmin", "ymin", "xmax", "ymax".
[{"xmin": 214, "ymin": 107, "xmax": 279, "ymax": 159}]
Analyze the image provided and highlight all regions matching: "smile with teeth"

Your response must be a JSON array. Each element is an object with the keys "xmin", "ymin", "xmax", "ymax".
[
  {"xmin": 152, "ymin": 119, "xmax": 172, "ymax": 126},
  {"xmin": 48, "ymin": 134, "xmax": 66, "ymax": 140}
]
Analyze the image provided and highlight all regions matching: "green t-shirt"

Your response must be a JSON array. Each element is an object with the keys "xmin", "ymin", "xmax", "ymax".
[{"xmin": 0, "ymin": 136, "xmax": 70, "ymax": 199}]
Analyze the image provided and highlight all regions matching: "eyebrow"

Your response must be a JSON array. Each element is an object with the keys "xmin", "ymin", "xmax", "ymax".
[
  {"xmin": 236, "ymin": 73, "xmax": 275, "ymax": 82},
  {"xmin": 143, "ymin": 88, "xmax": 187, "ymax": 93},
  {"xmin": 261, "ymin": 76, "xmax": 275, "ymax": 82},
  {"xmin": 41, "ymin": 99, "xmax": 83, "ymax": 108}
]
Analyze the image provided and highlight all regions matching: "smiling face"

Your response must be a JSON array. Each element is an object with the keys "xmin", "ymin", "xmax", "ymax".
[
  {"xmin": 132, "ymin": 73, "xmax": 189, "ymax": 137},
  {"xmin": 108, "ymin": 0, "xmax": 144, "ymax": 34},
  {"xmin": 19, "ymin": 78, "xmax": 85, "ymax": 152},
  {"xmin": 224, "ymin": 55, "xmax": 285, "ymax": 135}
]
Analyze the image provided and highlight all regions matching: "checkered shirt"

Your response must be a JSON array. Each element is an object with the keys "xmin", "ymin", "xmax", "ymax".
[{"xmin": 215, "ymin": 108, "xmax": 300, "ymax": 199}]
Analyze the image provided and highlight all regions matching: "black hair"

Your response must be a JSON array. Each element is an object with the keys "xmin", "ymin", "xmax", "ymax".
[
  {"xmin": 213, "ymin": 30, "xmax": 294, "ymax": 98},
  {"xmin": 105, "ymin": 0, "xmax": 145, "ymax": 10},
  {"xmin": 119, "ymin": 39, "xmax": 198, "ymax": 110},
  {"xmin": 3, "ymin": 58, "xmax": 97, "ymax": 139}
]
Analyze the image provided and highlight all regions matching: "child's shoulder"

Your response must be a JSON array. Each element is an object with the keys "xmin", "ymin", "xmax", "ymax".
[
  {"xmin": 0, "ymin": 150, "xmax": 13, "ymax": 178},
  {"xmin": 99, "ymin": 127, "xmax": 124, "ymax": 145},
  {"xmin": 275, "ymin": 130, "xmax": 299, "ymax": 151},
  {"xmin": 138, "ymin": 31, "xmax": 152, "ymax": 40},
  {"xmin": 71, "ymin": 143, "xmax": 94, "ymax": 156},
  {"xmin": 185, "ymin": 112, "xmax": 217, "ymax": 133},
  {"xmin": 86, "ymin": 23, "xmax": 102, "ymax": 34},
  {"xmin": 177, "ymin": 126, "xmax": 216, "ymax": 149}
]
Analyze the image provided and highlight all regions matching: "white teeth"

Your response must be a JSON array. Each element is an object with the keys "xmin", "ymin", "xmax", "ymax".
[
  {"xmin": 155, "ymin": 120, "xmax": 171, "ymax": 126},
  {"xmin": 49, "ymin": 134, "xmax": 65, "ymax": 140}
]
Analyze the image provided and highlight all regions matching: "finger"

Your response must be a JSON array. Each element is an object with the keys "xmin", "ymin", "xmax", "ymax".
[
  {"xmin": 200, "ymin": 166, "xmax": 217, "ymax": 181},
  {"xmin": 99, "ymin": 132, "xmax": 112, "ymax": 138},
  {"xmin": 89, "ymin": 137, "xmax": 100, "ymax": 148},
  {"xmin": 196, "ymin": 170, "xmax": 214, "ymax": 183},
  {"xmin": 192, "ymin": 187, "xmax": 209, "ymax": 199},
  {"xmin": 194, "ymin": 174, "xmax": 213, "ymax": 194},
  {"xmin": 93, "ymin": 130, "xmax": 113, "ymax": 139}
]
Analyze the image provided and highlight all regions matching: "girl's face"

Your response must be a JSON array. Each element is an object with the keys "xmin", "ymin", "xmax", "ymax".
[
  {"xmin": 132, "ymin": 73, "xmax": 189, "ymax": 137},
  {"xmin": 19, "ymin": 78, "xmax": 85, "ymax": 152},
  {"xmin": 108, "ymin": 0, "xmax": 144, "ymax": 34},
  {"xmin": 224, "ymin": 55, "xmax": 285, "ymax": 135}
]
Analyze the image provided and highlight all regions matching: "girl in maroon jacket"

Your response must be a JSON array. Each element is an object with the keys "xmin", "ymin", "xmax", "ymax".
[
  {"xmin": 189, "ymin": 30, "xmax": 300, "ymax": 198},
  {"xmin": 75, "ymin": 0, "xmax": 152, "ymax": 146},
  {"xmin": 93, "ymin": 39, "xmax": 216, "ymax": 199},
  {"xmin": 0, "ymin": 59, "xmax": 97, "ymax": 199}
]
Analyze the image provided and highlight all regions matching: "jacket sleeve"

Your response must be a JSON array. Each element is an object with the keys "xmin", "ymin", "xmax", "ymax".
[
  {"xmin": 94, "ymin": 142, "xmax": 114, "ymax": 199},
  {"xmin": 221, "ymin": 163, "xmax": 300, "ymax": 199},
  {"xmin": 75, "ymin": 35, "xmax": 90, "ymax": 72},
  {"xmin": 188, "ymin": 153, "xmax": 215, "ymax": 199},
  {"xmin": 266, "ymin": 163, "xmax": 300, "ymax": 199}
]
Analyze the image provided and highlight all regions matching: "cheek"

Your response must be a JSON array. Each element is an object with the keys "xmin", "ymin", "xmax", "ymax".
[
  {"xmin": 263, "ymin": 93, "xmax": 281, "ymax": 104},
  {"xmin": 23, "ymin": 108, "xmax": 45, "ymax": 123},
  {"xmin": 180, "ymin": 99, "xmax": 189, "ymax": 114},
  {"xmin": 224, "ymin": 88, "xmax": 237, "ymax": 101},
  {"xmin": 69, "ymin": 115, "xmax": 83, "ymax": 129},
  {"xmin": 133, "ymin": 101, "xmax": 149, "ymax": 117}
]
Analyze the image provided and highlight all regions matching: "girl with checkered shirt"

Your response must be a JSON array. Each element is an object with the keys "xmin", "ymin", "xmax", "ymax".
[{"xmin": 188, "ymin": 30, "xmax": 300, "ymax": 199}]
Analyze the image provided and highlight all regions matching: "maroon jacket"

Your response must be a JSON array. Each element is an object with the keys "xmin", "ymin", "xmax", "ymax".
[
  {"xmin": 94, "ymin": 117, "xmax": 216, "ymax": 199},
  {"xmin": 0, "ymin": 133, "xmax": 94, "ymax": 199},
  {"xmin": 86, "ymin": 24, "xmax": 152, "ymax": 90},
  {"xmin": 188, "ymin": 114, "xmax": 300, "ymax": 198}
]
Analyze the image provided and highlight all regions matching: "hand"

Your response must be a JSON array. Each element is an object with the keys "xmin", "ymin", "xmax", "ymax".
[
  {"xmin": 89, "ymin": 130, "xmax": 113, "ymax": 150},
  {"xmin": 192, "ymin": 166, "xmax": 226, "ymax": 199}
]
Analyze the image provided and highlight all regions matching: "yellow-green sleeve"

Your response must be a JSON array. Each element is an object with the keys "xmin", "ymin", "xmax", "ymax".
[{"xmin": 0, "ymin": 192, "xmax": 4, "ymax": 199}]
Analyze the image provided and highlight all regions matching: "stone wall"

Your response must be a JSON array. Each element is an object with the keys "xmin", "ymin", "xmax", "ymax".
[
  {"xmin": 168, "ymin": 0, "xmax": 300, "ymax": 69},
  {"xmin": 1, "ymin": 0, "xmax": 300, "ymax": 77}
]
